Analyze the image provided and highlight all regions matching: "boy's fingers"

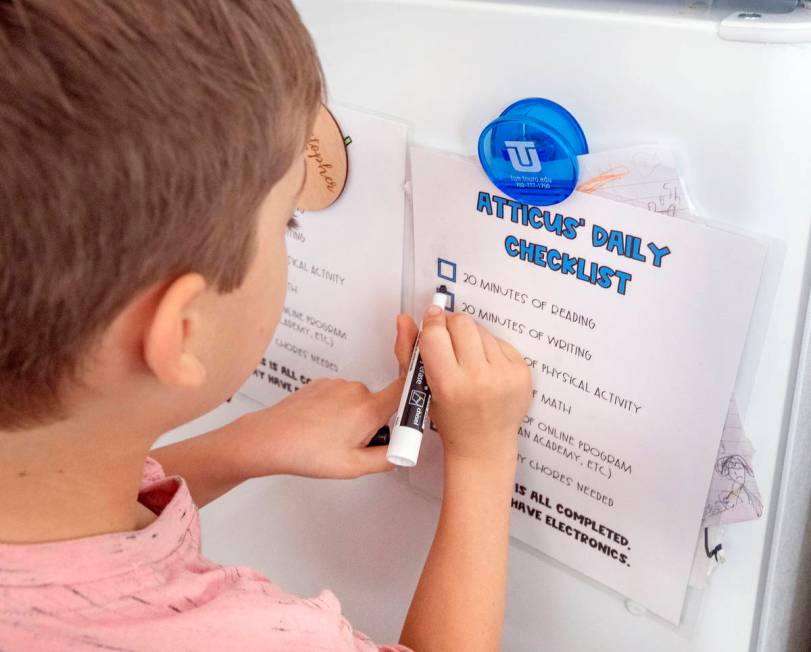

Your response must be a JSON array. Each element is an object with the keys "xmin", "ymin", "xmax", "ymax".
[
  {"xmin": 447, "ymin": 313, "xmax": 486, "ymax": 367},
  {"xmin": 477, "ymin": 323, "xmax": 504, "ymax": 363},
  {"xmin": 497, "ymin": 337, "xmax": 523, "ymax": 363},
  {"xmin": 394, "ymin": 314, "xmax": 419, "ymax": 374},
  {"xmin": 419, "ymin": 306, "xmax": 458, "ymax": 380}
]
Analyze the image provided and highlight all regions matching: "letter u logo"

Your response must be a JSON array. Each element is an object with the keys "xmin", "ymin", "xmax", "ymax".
[{"xmin": 504, "ymin": 141, "xmax": 542, "ymax": 173}]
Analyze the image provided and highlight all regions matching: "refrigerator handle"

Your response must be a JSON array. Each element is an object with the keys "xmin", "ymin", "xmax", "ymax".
[{"xmin": 719, "ymin": 5, "xmax": 811, "ymax": 43}]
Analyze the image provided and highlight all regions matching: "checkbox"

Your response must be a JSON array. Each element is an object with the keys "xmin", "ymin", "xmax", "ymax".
[
  {"xmin": 437, "ymin": 257, "xmax": 457, "ymax": 283},
  {"xmin": 444, "ymin": 290, "xmax": 455, "ymax": 312}
]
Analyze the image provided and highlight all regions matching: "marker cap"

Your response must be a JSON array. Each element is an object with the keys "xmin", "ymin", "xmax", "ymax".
[
  {"xmin": 431, "ymin": 288, "xmax": 449, "ymax": 310},
  {"xmin": 478, "ymin": 97, "xmax": 588, "ymax": 206},
  {"xmin": 387, "ymin": 426, "xmax": 423, "ymax": 467}
]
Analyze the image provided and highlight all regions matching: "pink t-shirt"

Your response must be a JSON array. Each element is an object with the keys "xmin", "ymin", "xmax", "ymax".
[{"xmin": 0, "ymin": 457, "xmax": 411, "ymax": 651}]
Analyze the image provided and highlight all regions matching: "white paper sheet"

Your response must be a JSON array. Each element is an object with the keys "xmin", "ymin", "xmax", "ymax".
[
  {"xmin": 239, "ymin": 107, "xmax": 406, "ymax": 404},
  {"xmin": 408, "ymin": 146, "xmax": 766, "ymax": 623},
  {"xmin": 576, "ymin": 145, "xmax": 694, "ymax": 220},
  {"xmin": 703, "ymin": 401, "xmax": 764, "ymax": 527}
]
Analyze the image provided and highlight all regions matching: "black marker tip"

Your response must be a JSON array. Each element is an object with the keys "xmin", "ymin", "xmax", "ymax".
[{"xmin": 367, "ymin": 425, "xmax": 390, "ymax": 447}]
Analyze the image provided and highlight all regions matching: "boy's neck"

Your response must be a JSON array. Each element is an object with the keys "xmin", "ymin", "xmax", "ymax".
[{"xmin": 0, "ymin": 417, "xmax": 158, "ymax": 544}]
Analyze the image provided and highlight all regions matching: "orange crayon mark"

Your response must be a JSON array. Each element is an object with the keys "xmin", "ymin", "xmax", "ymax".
[{"xmin": 577, "ymin": 166, "xmax": 630, "ymax": 194}]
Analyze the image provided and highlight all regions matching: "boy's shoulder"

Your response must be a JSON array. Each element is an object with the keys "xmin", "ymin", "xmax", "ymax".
[{"xmin": 0, "ymin": 455, "xmax": 410, "ymax": 652}]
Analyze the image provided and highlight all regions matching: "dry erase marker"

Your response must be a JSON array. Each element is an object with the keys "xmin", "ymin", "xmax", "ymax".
[{"xmin": 387, "ymin": 286, "xmax": 449, "ymax": 467}]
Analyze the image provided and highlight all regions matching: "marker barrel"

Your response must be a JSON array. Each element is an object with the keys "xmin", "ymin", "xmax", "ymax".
[{"xmin": 387, "ymin": 290, "xmax": 449, "ymax": 467}]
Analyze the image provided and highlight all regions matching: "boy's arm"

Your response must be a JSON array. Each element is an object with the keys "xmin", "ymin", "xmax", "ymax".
[
  {"xmin": 150, "ymin": 375, "xmax": 404, "ymax": 509},
  {"xmin": 398, "ymin": 308, "xmax": 531, "ymax": 652},
  {"xmin": 400, "ymin": 455, "xmax": 515, "ymax": 652},
  {"xmin": 151, "ymin": 317, "xmax": 418, "ymax": 509}
]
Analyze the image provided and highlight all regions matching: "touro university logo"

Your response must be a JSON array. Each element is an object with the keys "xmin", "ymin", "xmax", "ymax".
[{"xmin": 504, "ymin": 140, "xmax": 542, "ymax": 173}]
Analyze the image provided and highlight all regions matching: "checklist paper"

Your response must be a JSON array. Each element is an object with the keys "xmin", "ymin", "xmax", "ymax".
[
  {"xmin": 408, "ymin": 147, "xmax": 766, "ymax": 624},
  {"xmin": 239, "ymin": 107, "xmax": 406, "ymax": 404}
]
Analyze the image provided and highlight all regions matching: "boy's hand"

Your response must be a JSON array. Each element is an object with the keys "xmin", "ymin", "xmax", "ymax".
[
  {"xmin": 232, "ymin": 315, "xmax": 419, "ymax": 480},
  {"xmin": 235, "ymin": 378, "xmax": 400, "ymax": 479},
  {"xmin": 418, "ymin": 305, "xmax": 532, "ymax": 467}
]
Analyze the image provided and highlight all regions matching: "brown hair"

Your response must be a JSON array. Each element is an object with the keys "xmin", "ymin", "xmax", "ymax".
[{"xmin": 0, "ymin": 0, "xmax": 323, "ymax": 429}]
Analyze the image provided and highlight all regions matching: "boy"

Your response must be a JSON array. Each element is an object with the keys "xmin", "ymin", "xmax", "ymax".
[{"xmin": 0, "ymin": 1, "xmax": 532, "ymax": 650}]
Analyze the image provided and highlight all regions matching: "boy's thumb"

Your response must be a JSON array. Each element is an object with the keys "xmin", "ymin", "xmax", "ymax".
[
  {"xmin": 394, "ymin": 313, "xmax": 419, "ymax": 373},
  {"xmin": 368, "ymin": 376, "xmax": 405, "ymax": 421}
]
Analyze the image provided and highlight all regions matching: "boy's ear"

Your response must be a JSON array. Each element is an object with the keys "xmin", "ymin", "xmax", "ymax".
[{"xmin": 143, "ymin": 273, "xmax": 209, "ymax": 387}]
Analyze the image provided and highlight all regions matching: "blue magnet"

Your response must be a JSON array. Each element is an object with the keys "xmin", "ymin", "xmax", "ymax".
[{"xmin": 478, "ymin": 98, "xmax": 588, "ymax": 206}]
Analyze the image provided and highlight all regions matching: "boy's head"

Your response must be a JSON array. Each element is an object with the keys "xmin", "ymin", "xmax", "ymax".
[{"xmin": 0, "ymin": 0, "xmax": 322, "ymax": 431}]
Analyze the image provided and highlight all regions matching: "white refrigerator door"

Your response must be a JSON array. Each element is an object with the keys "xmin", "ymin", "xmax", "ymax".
[{"xmin": 157, "ymin": 2, "xmax": 811, "ymax": 651}]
